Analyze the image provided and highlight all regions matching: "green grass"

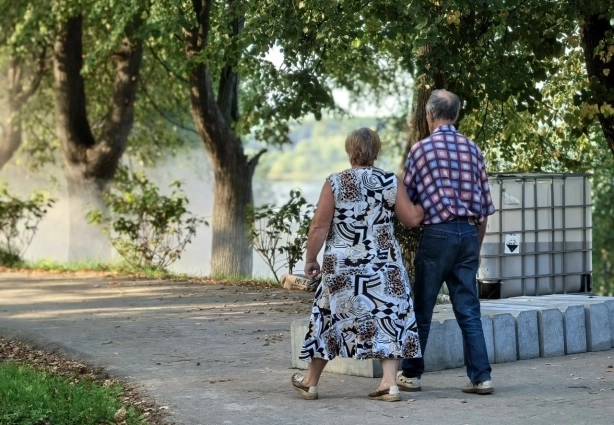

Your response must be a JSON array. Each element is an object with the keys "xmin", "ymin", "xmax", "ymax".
[
  {"xmin": 210, "ymin": 273, "xmax": 279, "ymax": 287},
  {"xmin": 1, "ymin": 258, "xmax": 279, "ymax": 286},
  {"xmin": 0, "ymin": 361, "xmax": 147, "ymax": 425}
]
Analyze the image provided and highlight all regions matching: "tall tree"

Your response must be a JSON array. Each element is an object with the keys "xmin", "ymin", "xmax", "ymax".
[
  {"xmin": 181, "ymin": 0, "xmax": 257, "ymax": 276},
  {"xmin": 52, "ymin": 3, "xmax": 146, "ymax": 260},
  {"xmin": 576, "ymin": 0, "xmax": 614, "ymax": 155},
  {"xmin": 148, "ymin": 0, "xmax": 381, "ymax": 276}
]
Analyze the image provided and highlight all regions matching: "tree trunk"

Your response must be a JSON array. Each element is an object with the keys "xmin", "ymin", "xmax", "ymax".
[
  {"xmin": 65, "ymin": 174, "xmax": 110, "ymax": 261},
  {"xmin": 580, "ymin": 13, "xmax": 614, "ymax": 156},
  {"xmin": 186, "ymin": 62, "xmax": 258, "ymax": 276},
  {"xmin": 0, "ymin": 53, "xmax": 46, "ymax": 170},
  {"xmin": 0, "ymin": 71, "xmax": 23, "ymax": 169},
  {"xmin": 53, "ymin": 14, "xmax": 143, "ymax": 261},
  {"xmin": 185, "ymin": 0, "xmax": 258, "ymax": 277},
  {"xmin": 210, "ymin": 155, "xmax": 254, "ymax": 277},
  {"xmin": 398, "ymin": 71, "xmax": 440, "ymax": 174}
]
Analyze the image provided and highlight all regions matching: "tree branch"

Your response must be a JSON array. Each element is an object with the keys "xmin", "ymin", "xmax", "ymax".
[
  {"xmin": 15, "ymin": 46, "xmax": 47, "ymax": 105},
  {"xmin": 147, "ymin": 44, "xmax": 189, "ymax": 84},
  {"xmin": 217, "ymin": 0, "xmax": 244, "ymax": 124},
  {"xmin": 95, "ymin": 11, "xmax": 146, "ymax": 179},
  {"xmin": 248, "ymin": 147, "xmax": 267, "ymax": 176},
  {"xmin": 141, "ymin": 86, "xmax": 198, "ymax": 135}
]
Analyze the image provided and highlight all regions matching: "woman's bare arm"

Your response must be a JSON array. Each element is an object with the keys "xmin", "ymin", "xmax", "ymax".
[
  {"xmin": 394, "ymin": 183, "xmax": 424, "ymax": 227},
  {"xmin": 304, "ymin": 180, "xmax": 335, "ymax": 279}
]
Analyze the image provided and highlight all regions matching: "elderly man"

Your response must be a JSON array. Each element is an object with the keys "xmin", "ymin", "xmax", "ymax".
[{"xmin": 397, "ymin": 89, "xmax": 496, "ymax": 395}]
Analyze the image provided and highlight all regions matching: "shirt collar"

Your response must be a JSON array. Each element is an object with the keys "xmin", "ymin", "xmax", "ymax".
[{"xmin": 432, "ymin": 124, "xmax": 458, "ymax": 134}]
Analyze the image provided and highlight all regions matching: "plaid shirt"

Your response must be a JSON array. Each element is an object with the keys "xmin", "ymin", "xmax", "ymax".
[{"xmin": 403, "ymin": 125, "xmax": 495, "ymax": 225}]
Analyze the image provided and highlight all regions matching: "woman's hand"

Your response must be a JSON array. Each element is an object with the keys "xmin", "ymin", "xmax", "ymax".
[{"xmin": 304, "ymin": 261, "xmax": 321, "ymax": 280}]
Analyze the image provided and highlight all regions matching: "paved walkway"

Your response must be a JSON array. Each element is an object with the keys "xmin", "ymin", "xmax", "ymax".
[{"xmin": 1, "ymin": 272, "xmax": 613, "ymax": 425}]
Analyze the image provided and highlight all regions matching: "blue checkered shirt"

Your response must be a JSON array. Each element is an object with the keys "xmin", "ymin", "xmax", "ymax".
[{"xmin": 402, "ymin": 125, "xmax": 495, "ymax": 225}]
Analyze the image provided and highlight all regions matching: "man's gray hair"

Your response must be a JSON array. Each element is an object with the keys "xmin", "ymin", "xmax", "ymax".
[{"xmin": 426, "ymin": 89, "xmax": 461, "ymax": 122}]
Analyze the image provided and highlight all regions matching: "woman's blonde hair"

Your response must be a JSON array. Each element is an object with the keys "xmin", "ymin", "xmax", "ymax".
[{"xmin": 345, "ymin": 127, "xmax": 381, "ymax": 166}]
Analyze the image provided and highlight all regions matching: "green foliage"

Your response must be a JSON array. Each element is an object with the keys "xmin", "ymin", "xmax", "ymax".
[
  {"xmin": 248, "ymin": 190, "xmax": 314, "ymax": 282},
  {"xmin": 0, "ymin": 361, "xmax": 147, "ymax": 425},
  {"xmin": 591, "ymin": 142, "xmax": 614, "ymax": 296},
  {"xmin": 255, "ymin": 117, "xmax": 401, "ymax": 182},
  {"xmin": 87, "ymin": 168, "xmax": 207, "ymax": 271},
  {"xmin": 0, "ymin": 185, "xmax": 54, "ymax": 265}
]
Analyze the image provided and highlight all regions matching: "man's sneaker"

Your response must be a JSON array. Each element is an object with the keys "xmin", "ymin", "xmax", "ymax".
[
  {"xmin": 395, "ymin": 371, "xmax": 422, "ymax": 392},
  {"xmin": 462, "ymin": 380, "xmax": 494, "ymax": 395}
]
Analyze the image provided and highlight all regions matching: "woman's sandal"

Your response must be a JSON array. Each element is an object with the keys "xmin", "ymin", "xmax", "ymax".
[
  {"xmin": 291, "ymin": 373, "xmax": 318, "ymax": 400},
  {"xmin": 368, "ymin": 385, "xmax": 401, "ymax": 402}
]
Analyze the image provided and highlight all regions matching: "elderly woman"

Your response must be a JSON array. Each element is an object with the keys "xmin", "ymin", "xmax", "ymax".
[{"xmin": 291, "ymin": 128, "xmax": 424, "ymax": 402}]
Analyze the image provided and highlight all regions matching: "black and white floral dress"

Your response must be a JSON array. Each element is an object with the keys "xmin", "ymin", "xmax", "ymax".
[{"xmin": 300, "ymin": 167, "xmax": 421, "ymax": 361}]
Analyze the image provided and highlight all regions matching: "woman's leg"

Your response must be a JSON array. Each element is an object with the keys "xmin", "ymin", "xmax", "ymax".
[
  {"xmin": 378, "ymin": 359, "xmax": 400, "ymax": 390},
  {"xmin": 301, "ymin": 358, "xmax": 327, "ymax": 387}
]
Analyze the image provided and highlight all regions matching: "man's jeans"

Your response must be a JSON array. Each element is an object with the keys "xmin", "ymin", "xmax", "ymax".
[{"xmin": 402, "ymin": 218, "xmax": 492, "ymax": 384}]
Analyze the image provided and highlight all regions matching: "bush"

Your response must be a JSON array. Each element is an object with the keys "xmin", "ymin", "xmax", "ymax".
[
  {"xmin": 87, "ymin": 168, "xmax": 207, "ymax": 271},
  {"xmin": 0, "ymin": 185, "xmax": 55, "ymax": 266},
  {"xmin": 248, "ymin": 190, "xmax": 314, "ymax": 283}
]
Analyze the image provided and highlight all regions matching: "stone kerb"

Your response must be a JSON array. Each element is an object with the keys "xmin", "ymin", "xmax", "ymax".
[
  {"xmin": 562, "ymin": 305, "xmax": 587, "ymax": 355},
  {"xmin": 605, "ymin": 300, "xmax": 614, "ymax": 348},
  {"xmin": 515, "ymin": 310, "xmax": 539, "ymax": 360},
  {"xmin": 290, "ymin": 296, "xmax": 614, "ymax": 379},
  {"xmin": 481, "ymin": 316, "xmax": 495, "ymax": 364},
  {"xmin": 492, "ymin": 313, "xmax": 517, "ymax": 363},
  {"xmin": 538, "ymin": 309, "xmax": 565, "ymax": 358},
  {"xmin": 584, "ymin": 303, "xmax": 611, "ymax": 352},
  {"xmin": 443, "ymin": 319, "xmax": 464, "ymax": 369}
]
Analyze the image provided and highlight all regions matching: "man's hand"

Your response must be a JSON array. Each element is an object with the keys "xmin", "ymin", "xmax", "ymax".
[{"xmin": 304, "ymin": 261, "xmax": 321, "ymax": 280}]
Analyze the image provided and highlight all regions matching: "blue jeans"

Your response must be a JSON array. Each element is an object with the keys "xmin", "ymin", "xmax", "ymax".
[{"xmin": 402, "ymin": 218, "xmax": 492, "ymax": 384}]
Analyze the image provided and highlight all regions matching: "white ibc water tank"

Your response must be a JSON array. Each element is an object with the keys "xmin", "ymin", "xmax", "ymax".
[{"xmin": 478, "ymin": 173, "xmax": 592, "ymax": 298}]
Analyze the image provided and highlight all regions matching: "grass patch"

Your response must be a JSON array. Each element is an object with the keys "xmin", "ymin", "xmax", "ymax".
[
  {"xmin": 0, "ymin": 259, "xmax": 280, "ymax": 286},
  {"xmin": 210, "ymin": 273, "xmax": 279, "ymax": 287},
  {"xmin": 0, "ymin": 361, "xmax": 147, "ymax": 425}
]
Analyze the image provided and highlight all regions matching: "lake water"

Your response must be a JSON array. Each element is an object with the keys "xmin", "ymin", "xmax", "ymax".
[{"xmin": 0, "ymin": 148, "xmax": 326, "ymax": 279}]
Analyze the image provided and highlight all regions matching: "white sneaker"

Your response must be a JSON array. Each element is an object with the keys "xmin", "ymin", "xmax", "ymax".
[
  {"xmin": 395, "ymin": 371, "xmax": 422, "ymax": 392},
  {"xmin": 462, "ymin": 380, "xmax": 494, "ymax": 394}
]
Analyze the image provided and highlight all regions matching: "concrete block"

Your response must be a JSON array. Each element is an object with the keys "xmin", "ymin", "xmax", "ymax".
[
  {"xmin": 481, "ymin": 316, "xmax": 495, "ymax": 364},
  {"xmin": 424, "ymin": 321, "xmax": 447, "ymax": 372},
  {"xmin": 443, "ymin": 319, "xmax": 464, "ymax": 369},
  {"xmin": 605, "ymin": 300, "xmax": 614, "ymax": 348},
  {"xmin": 563, "ymin": 305, "xmax": 587, "ymax": 354},
  {"xmin": 584, "ymin": 303, "xmax": 611, "ymax": 352},
  {"xmin": 538, "ymin": 309, "xmax": 565, "ymax": 358},
  {"xmin": 290, "ymin": 319, "xmax": 383, "ymax": 378},
  {"xmin": 291, "ymin": 319, "xmax": 309, "ymax": 369},
  {"xmin": 515, "ymin": 310, "xmax": 539, "ymax": 360},
  {"xmin": 492, "ymin": 314, "xmax": 517, "ymax": 363}
]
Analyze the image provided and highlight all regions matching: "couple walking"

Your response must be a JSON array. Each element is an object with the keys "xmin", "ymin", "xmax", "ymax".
[{"xmin": 292, "ymin": 89, "xmax": 496, "ymax": 401}]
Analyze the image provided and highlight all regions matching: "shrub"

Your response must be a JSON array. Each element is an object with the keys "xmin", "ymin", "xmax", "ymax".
[
  {"xmin": 248, "ymin": 190, "xmax": 314, "ymax": 283},
  {"xmin": 87, "ymin": 168, "xmax": 207, "ymax": 271},
  {"xmin": 0, "ymin": 185, "xmax": 55, "ymax": 266}
]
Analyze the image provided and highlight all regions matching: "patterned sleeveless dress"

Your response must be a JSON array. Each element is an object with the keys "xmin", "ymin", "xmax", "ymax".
[{"xmin": 300, "ymin": 167, "xmax": 422, "ymax": 361}]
